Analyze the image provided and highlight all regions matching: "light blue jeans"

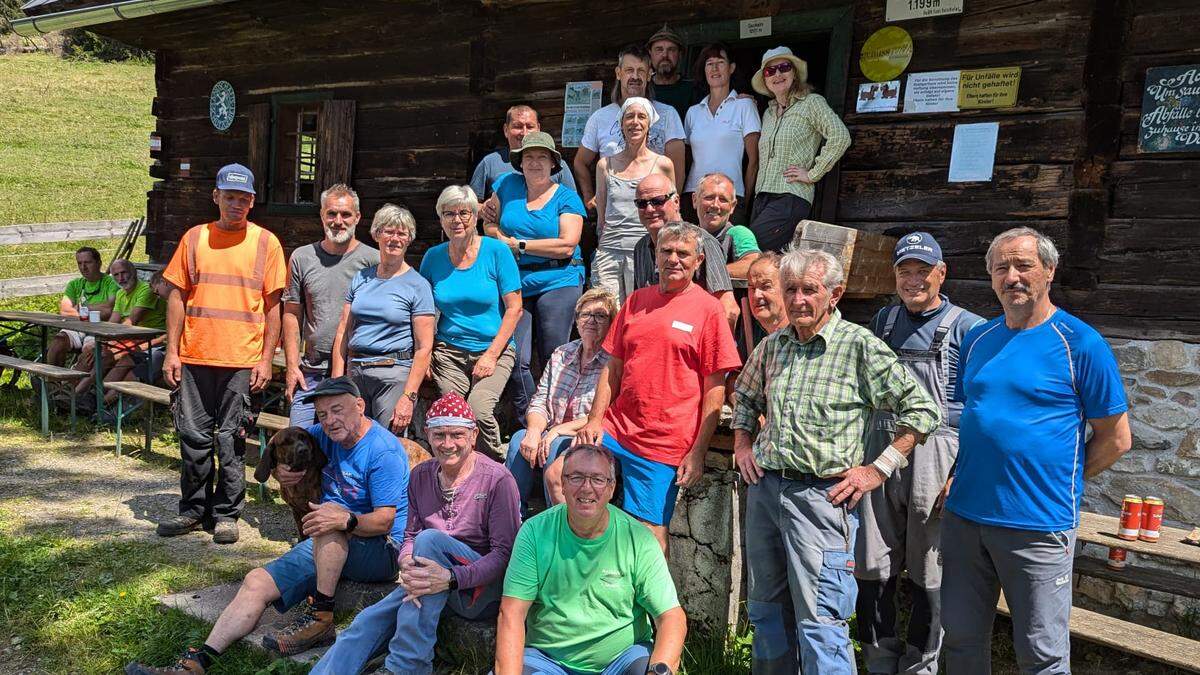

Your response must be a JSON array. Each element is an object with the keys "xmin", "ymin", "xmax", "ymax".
[
  {"xmin": 310, "ymin": 529, "xmax": 501, "ymax": 675},
  {"xmin": 746, "ymin": 471, "xmax": 860, "ymax": 675},
  {"xmin": 505, "ymin": 430, "xmax": 572, "ymax": 519},
  {"xmin": 490, "ymin": 643, "xmax": 652, "ymax": 675},
  {"xmin": 287, "ymin": 371, "xmax": 325, "ymax": 427}
]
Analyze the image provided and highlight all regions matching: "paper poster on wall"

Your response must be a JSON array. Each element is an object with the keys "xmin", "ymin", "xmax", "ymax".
[
  {"xmin": 561, "ymin": 81, "xmax": 603, "ymax": 148},
  {"xmin": 1139, "ymin": 64, "xmax": 1200, "ymax": 153},
  {"xmin": 887, "ymin": 0, "xmax": 963, "ymax": 22},
  {"xmin": 860, "ymin": 26, "xmax": 913, "ymax": 82},
  {"xmin": 948, "ymin": 122, "xmax": 998, "ymax": 182},
  {"xmin": 904, "ymin": 71, "xmax": 960, "ymax": 113},
  {"xmin": 857, "ymin": 80, "xmax": 902, "ymax": 112},
  {"xmin": 959, "ymin": 67, "xmax": 1021, "ymax": 109}
]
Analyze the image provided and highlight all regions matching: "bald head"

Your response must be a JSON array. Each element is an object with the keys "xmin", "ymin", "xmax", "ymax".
[{"xmin": 635, "ymin": 173, "xmax": 680, "ymax": 236}]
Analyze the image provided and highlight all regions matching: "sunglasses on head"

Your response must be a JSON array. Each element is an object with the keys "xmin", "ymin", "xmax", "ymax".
[
  {"xmin": 763, "ymin": 61, "xmax": 795, "ymax": 77},
  {"xmin": 634, "ymin": 193, "xmax": 675, "ymax": 209}
]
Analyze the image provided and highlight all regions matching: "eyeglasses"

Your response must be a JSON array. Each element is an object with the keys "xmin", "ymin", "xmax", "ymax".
[
  {"xmin": 634, "ymin": 193, "xmax": 676, "ymax": 209},
  {"xmin": 440, "ymin": 209, "xmax": 475, "ymax": 221},
  {"xmin": 762, "ymin": 61, "xmax": 795, "ymax": 77},
  {"xmin": 377, "ymin": 228, "xmax": 410, "ymax": 240},
  {"xmin": 564, "ymin": 473, "xmax": 613, "ymax": 489},
  {"xmin": 577, "ymin": 312, "xmax": 610, "ymax": 323}
]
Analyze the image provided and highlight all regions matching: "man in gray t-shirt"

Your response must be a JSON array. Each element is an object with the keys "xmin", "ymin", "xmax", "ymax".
[
  {"xmin": 469, "ymin": 105, "xmax": 576, "ymax": 200},
  {"xmin": 282, "ymin": 185, "xmax": 380, "ymax": 426}
]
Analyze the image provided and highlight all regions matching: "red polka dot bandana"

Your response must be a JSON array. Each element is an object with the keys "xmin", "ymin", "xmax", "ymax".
[{"xmin": 425, "ymin": 392, "xmax": 476, "ymax": 429}]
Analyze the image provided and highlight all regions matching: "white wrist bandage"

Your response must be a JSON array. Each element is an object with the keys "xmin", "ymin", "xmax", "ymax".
[{"xmin": 871, "ymin": 445, "xmax": 910, "ymax": 478}]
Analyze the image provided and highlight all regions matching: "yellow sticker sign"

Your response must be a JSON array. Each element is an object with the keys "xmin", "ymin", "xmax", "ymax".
[
  {"xmin": 958, "ymin": 67, "xmax": 1022, "ymax": 109},
  {"xmin": 860, "ymin": 26, "xmax": 913, "ymax": 82}
]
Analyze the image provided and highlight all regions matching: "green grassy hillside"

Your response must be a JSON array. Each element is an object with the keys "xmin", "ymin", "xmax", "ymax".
[{"xmin": 0, "ymin": 53, "xmax": 154, "ymax": 225}]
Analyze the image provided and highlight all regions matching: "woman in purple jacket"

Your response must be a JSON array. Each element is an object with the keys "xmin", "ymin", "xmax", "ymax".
[{"xmin": 310, "ymin": 392, "xmax": 521, "ymax": 675}]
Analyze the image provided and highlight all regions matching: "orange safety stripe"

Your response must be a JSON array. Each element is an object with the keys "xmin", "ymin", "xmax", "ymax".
[
  {"xmin": 185, "ymin": 306, "xmax": 265, "ymax": 323},
  {"xmin": 195, "ymin": 272, "xmax": 261, "ymax": 289},
  {"xmin": 186, "ymin": 226, "xmax": 201, "ymax": 287},
  {"xmin": 251, "ymin": 229, "xmax": 270, "ymax": 285}
]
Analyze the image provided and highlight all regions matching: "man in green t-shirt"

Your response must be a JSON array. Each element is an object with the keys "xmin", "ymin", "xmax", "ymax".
[
  {"xmin": 495, "ymin": 444, "xmax": 687, "ymax": 675},
  {"xmin": 47, "ymin": 246, "xmax": 120, "ymax": 366},
  {"xmin": 693, "ymin": 173, "xmax": 762, "ymax": 280}
]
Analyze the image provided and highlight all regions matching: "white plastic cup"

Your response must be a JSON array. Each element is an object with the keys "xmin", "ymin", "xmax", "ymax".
[{"xmin": 88, "ymin": 311, "xmax": 100, "ymax": 323}]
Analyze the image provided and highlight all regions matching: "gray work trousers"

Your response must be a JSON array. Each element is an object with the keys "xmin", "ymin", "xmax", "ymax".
[
  {"xmin": 349, "ymin": 361, "xmax": 412, "ymax": 432},
  {"xmin": 429, "ymin": 342, "xmax": 515, "ymax": 459},
  {"xmin": 940, "ymin": 511, "xmax": 1076, "ymax": 675}
]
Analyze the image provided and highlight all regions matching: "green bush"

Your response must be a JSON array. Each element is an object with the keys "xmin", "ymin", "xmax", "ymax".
[
  {"xmin": 1, "ymin": 0, "xmax": 22, "ymax": 35},
  {"xmin": 62, "ymin": 29, "xmax": 153, "ymax": 63}
]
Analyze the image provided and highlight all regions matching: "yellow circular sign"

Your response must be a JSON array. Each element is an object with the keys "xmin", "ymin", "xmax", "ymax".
[{"xmin": 860, "ymin": 26, "xmax": 913, "ymax": 82}]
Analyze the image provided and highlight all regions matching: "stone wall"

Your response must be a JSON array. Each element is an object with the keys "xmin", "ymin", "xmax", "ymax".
[
  {"xmin": 667, "ymin": 464, "xmax": 744, "ymax": 632},
  {"xmin": 1078, "ymin": 338, "xmax": 1200, "ymax": 621}
]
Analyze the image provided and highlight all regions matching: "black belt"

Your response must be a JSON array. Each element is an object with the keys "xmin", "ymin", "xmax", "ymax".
[
  {"xmin": 766, "ymin": 467, "xmax": 823, "ymax": 482},
  {"xmin": 349, "ymin": 350, "xmax": 412, "ymax": 367},
  {"xmin": 520, "ymin": 258, "xmax": 584, "ymax": 272}
]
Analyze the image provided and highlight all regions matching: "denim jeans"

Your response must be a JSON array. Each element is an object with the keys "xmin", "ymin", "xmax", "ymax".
[
  {"xmin": 746, "ymin": 471, "xmax": 859, "ymax": 675},
  {"xmin": 287, "ymin": 370, "xmax": 325, "ymax": 427},
  {"xmin": 504, "ymin": 430, "xmax": 573, "ymax": 518},
  {"xmin": 511, "ymin": 285, "xmax": 582, "ymax": 425},
  {"xmin": 310, "ymin": 529, "xmax": 501, "ymax": 675},
  {"xmin": 488, "ymin": 643, "xmax": 652, "ymax": 675}
]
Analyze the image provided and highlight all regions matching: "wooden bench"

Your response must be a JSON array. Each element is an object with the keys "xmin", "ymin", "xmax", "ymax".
[{"xmin": 0, "ymin": 354, "xmax": 87, "ymax": 435}]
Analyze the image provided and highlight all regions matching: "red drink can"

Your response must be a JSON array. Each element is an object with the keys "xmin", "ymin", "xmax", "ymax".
[
  {"xmin": 1107, "ymin": 547, "xmax": 1127, "ymax": 569},
  {"xmin": 1140, "ymin": 497, "xmax": 1164, "ymax": 542},
  {"xmin": 1119, "ymin": 495, "xmax": 1143, "ymax": 541}
]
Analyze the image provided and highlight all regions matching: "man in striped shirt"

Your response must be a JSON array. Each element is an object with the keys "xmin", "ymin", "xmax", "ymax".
[{"xmin": 732, "ymin": 247, "xmax": 939, "ymax": 675}]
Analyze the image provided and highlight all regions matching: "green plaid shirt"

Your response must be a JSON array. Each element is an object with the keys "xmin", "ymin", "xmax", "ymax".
[
  {"xmin": 755, "ymin": 92, "xmax": 852, "ymax": 204},
  {"xmin": 732, "ymin": 310, "xmax": 940, "ymax": 475}
]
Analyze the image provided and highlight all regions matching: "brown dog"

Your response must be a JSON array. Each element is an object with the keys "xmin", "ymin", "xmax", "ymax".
[{"xmin": 255, "ymin": 426, "xmax": 326, "ymax": 534}]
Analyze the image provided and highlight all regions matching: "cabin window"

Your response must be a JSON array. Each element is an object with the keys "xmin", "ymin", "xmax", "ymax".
[
  {"xmin": 247, "ymin": 97, "xmax": 357, "ymax": 213},
  {"xmin": 272, "ymin": 101, "xmax": 321, "ymax": 205}
]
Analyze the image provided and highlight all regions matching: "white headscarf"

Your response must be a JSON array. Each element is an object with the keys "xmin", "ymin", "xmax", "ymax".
[{"xmin": 619, "ymin": 96, "xmax": 660, "ymax": 128}]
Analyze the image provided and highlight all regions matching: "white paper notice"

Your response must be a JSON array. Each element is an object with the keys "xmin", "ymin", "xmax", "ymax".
[
  {"xmin": 949, "ymin": 122, "xmax": 999, "ymax": 182},
  {"xmin": 856, "ymin": 80, "xmax": 902, "ymax": 112},
  {"xmin": 561, "ymin": 81, "xmax": 603, "ymax": 148},
  {"xmin": 904, "ymin": 71, "xmax": 960, "ymax": 113}
]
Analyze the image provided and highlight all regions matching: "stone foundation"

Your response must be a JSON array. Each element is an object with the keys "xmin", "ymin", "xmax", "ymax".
[
  {"xmin": 1079, "ymin": 338, "xmax": 1200, "ymax": 621},
  {"xmin": 668, "ymin": 463, "xmax": 743, "ymax": 631}
]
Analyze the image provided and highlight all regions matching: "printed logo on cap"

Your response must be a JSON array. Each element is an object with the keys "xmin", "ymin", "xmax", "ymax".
[
  {"xmin": 907, "ymin": 234, "xmax": 922, "ymax": 244},
  {"xmin": 226, "ymin": 172, "xmax": 249, "ymax": 184}
]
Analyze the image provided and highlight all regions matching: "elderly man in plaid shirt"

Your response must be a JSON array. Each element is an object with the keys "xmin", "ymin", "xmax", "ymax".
[{"xmin": 732, "ymin": 248, "xmax": 940, "ymax": 675}]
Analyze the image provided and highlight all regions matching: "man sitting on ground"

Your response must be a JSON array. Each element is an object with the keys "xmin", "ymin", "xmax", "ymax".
[
  {"xmin": 125, "ymin": 376, "xmax": 410, "ymax": 674},
  {"xmin": 494, "ymin": 444, "xmax": 687, "ymax": 675},
  {"xmin": 46, "ymin": 245, "xmax": 119, "ymax": 367}
]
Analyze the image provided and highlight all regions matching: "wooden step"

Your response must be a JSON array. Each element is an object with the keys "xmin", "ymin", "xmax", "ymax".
[
  {"xmin": 104, "ymin": 380, "xmax": 171, "ymax": 405},
  {"xmin": 256, "ymin": 411, "xmax": 290, "ymax": 432},
  {"xmin": 997, "ymin": 593, "xmax": 1200, "ymax": 672},
  {"xmin": 0, "ymin": 354, "xmax": 87, "ymax": 381},
  {"xmin": 1073, "ymin": 554, "xmax": 1200, "ymax": 601}
]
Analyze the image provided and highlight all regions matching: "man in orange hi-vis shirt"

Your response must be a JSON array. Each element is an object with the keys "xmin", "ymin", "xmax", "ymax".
[{"xmin": 157, "ymin": 163, "xmax": 286, "ymax": 545}]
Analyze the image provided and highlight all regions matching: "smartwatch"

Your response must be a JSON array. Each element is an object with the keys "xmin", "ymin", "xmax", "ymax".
[
  {"xmin": 345, "ymin": 512, "xmax": 358, "ymax": 533},
  {"xmin": 447, "ymin": 570, "xmax": 459, "ymax": 591},
  {"xmin": 647, "ymin": 663, "xmax": 673, "ymax": 675},
  {"xmin": 517, "ymin": 239, "xmax": 527, "ymax": 253}
]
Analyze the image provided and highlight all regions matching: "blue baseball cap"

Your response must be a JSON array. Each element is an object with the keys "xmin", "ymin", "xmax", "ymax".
[
  {"xmin": 215, "ymin": 163, "xmax": 256, "ymax": 194},
  {"xmin": 893, "ymin": 231, "xmax": 942, "ymax": 265}
]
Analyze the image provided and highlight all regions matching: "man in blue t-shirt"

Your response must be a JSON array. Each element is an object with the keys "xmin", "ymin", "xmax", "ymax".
[
  {"xmin": 126, "ymin": 377, "xmax": 410, "ymax": 675},
  {"xmin": 855, "ymin": 232, "xmax": 984, "ymax": 675},
  {"xmin": 941, "ymin": 227, "xmax": 1130, "ymax": 675}
]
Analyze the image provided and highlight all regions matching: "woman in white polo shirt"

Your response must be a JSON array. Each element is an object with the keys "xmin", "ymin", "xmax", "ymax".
[{"xmin": 684, "ymin": 42, "xmax": 761, "ymax": 226}]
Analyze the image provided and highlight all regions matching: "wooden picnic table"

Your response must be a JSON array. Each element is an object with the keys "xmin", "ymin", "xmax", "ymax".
[{"xmin": 0, "ymin": 310, "xmax": 163, "ymax": 419}]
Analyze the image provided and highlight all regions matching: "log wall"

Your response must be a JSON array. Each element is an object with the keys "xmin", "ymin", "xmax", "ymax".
[{"xmin": 68, "ymin": 0, "xmax": 1200, "ymax": 341}]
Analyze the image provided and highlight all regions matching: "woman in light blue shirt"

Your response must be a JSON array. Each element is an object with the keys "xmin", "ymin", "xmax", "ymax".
[
  {"xmin": 330, "ymin": 204, "xmax": 434, "ymax": 433},
  {"xmin": 483, "ymin": 131, "xmax": 586, "ymax": 425},
  {"xmin": 421, "ymin": 185, "xmax": 523, "ymax": 457}
]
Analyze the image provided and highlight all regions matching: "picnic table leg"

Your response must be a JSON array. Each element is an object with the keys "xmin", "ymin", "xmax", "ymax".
[
  {"xmin": 115, "ymin": 394, "xmax": 123, "ymax": 456},
  {"xmin": 145, "ymin": 402, "xmax": 153, "ymax": 454},
  {"xmin": 69, "ymin": 392, "xmax": 76, "ymax": 431},
  {"xmin": 37, "ymin": 376, "xmax": 48, "ymax": 437},
  {"xmin": 39, "ymin": 326, "xmax": 46, "ymax": 362},
  {"xmin": 93, "ymin": 338, "xmax": 105, "ymax": 419},
  {"xmin": 257, "ymin": 427, "xmax": 267, "ymax": 502}
]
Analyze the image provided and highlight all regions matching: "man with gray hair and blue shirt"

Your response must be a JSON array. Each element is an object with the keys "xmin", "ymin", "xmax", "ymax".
[
  {"xmin": 942, "ymin": 226, "xmax": 1131, "ymax": 674},
  {"xmin": 855, "ymin": 232, "xmax": 983, "ymax": 675},
  {"xmin": 469, "ymin": 105, "xmax": 577, "ymax": 201},
  {"xmin": 282, "ymin": 183, "xmax": 379, "ymax": 427},
  {"xmin": 733, "ymin": 247, "xmax": 940, "ymax": 675}
]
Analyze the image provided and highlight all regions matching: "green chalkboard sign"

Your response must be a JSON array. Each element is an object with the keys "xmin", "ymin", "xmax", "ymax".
[{"xmin": 1139, "ymin": 65, "xmax": 1200, "ymax": 153}]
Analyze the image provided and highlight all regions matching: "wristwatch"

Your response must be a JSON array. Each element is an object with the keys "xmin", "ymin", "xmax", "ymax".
[
  {"xmin": 403, "ymin": 391, "xmax": 418, "ymax": 402},
  {"xmin": 447, "ymin": 570, "xmax": 459, "ymax": 591},
  {"xmin": 647, "ymin": 663, "xmax": 673, "ymax": 675},
  {"xmin": 345, "ymin": 512, "xmax": 358, "ymax": 533},
  {"xmin": 517, "ymin": 239, "xmax": 527, "ymax": 253}
]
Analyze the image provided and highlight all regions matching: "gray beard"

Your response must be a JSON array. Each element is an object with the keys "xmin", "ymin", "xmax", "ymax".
[{"xmin": 324, "ymin": 227, "xmax": 353, "ymax": 244}]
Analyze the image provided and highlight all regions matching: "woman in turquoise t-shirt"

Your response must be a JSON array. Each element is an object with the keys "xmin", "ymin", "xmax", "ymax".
[
  {"xmin": 420, "ymin": 185, "xmax": 523, "ymax": 458},
  {"xmin": 482, "ymin": 132, "xmax": 586, "ymax": 424}
]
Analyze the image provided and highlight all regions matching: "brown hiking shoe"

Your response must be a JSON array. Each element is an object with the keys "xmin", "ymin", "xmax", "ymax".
[
  {"xmin": 124, "ymin": 647, "xmax": 207, "ymax": 674},
  {"xmin": 212, "ymin": 519, "xmax": 239, "ymax": 544},
  {"xmin": 261, "ymin": 599, "xmax": 335, "ymax": 655}
]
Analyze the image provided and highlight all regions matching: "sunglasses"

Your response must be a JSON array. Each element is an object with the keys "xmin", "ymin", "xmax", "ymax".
[
  {"xmin": 762, "ymin": 61, "xmax": 795, "ymax": 77},
  {"xmin": 634, "ymin": 193, "xmax": 675, "ymax": 209}
]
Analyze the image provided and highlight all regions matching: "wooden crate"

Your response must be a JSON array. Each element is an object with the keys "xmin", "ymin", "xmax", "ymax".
[{"xmin": 790, "ymin": 220, "xmax": 897, "ymax": 299}]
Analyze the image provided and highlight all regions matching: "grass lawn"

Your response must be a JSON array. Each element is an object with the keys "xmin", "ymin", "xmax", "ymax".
[
  {"xmin": 0, "ymin": 235, "xmax": 147, "ymax": 280},
  {"xmin": 0, "ymin": 53, "xmax": 154, "ymax": 226}
]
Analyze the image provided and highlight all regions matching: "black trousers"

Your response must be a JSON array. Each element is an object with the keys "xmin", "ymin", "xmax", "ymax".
[
  {"xmin": 749, "ymin": 192, "xmax": 812, "ymax": 251},
  {"xmin": 174, "ymin": 364, "xmax": 253, "ymax": 521}
]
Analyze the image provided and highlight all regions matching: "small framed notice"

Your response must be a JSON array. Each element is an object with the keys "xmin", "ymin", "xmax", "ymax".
[
  {"xmin": 857, "ymin": 80, "xmax": 902, "ymax": 113},
  {"xmin": 949, "ymin": 122, "xmax": 999, "ymax": 182},
  {"xmin": 887, "ymin": 0, "xmax": 963, "ymax": 22},
  {"xmin": 740, "ymin": 16, "xmax": 772, "ymax": 39}
]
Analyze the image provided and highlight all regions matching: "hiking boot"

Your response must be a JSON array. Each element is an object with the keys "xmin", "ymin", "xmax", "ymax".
[
  {"xmin": 262, "ymin": 599, "xmax": 335, "ymax": 655},
  {"xmin": 156, "ymin": 514, "xmax": 205, "ymax": 537},
  {"xmin": 124, "ymin": 646, "xmax": 207, "ymax": 674},
  {"xmin": 212, "ymin": 519, "xmax": 239, "ymax": 544}
]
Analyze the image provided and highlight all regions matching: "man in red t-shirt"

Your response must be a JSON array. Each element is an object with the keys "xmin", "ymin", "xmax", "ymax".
[{"xmin": 577, "ymin": 222, "xmax": 741, "ymax": 553}]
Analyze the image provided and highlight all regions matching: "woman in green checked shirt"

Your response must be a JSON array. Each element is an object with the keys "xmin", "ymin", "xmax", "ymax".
[{"xmin": 749, "ymin": 46, "xmax": 851, "ymax": 251}]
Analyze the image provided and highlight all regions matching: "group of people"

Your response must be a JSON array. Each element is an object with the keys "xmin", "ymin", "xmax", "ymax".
[{"xmin": 119, "ymin": 26, "xmax": 1133, "ymax": 675}]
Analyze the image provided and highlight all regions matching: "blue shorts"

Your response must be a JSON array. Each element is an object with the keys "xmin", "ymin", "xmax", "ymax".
[
  {"xmin": 601, "ymin": 433, "xmax": 679, "ymax": 526},
  {"xmin": 263, "ymin": 534, "xmax": 400, "ymax": 612}
]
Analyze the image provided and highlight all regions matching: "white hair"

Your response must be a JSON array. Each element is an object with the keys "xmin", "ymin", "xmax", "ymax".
[
  {"xmin": 657, "ymin": 222, "xmax": 704, "ymax": 256},
  {"xmin": 319, "ymin": 183, "xmax": 360, "ymax": 212},
  {"xmin": 435, "ymin": 185, "xmax": 480, "ymax": 216},
  {"xmin": 780, "ymin": 247, "xmax": 844, "ymax": 289},
  {"xmin": 985, "ymin": 226, "xmax": 1059, "ymax": 269},
  {"xmin": 370, "ymin": 203, "xmax": 416, "ymax": 240}
]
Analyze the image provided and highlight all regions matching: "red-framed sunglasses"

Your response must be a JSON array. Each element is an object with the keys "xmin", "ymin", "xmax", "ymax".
[{"xmin": 763, "ymin": 61, "xmax": 795, "ymax": 77}]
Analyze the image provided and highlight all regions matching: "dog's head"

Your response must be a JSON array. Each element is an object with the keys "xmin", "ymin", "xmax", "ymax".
[{"xmin": 255, "ymin": 426, "xmax": 325, "ymax": 483}]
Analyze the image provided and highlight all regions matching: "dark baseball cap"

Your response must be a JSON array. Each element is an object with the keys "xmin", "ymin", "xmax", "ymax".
[
  {"xmin": 216, "ymin": 163, "xmax": 256, "ymax": 194},
  {"xmin": 893, "ymin": 231, "xmax": 942, "ymax": 265},
  {"xmin": 307, "ymin": 375, "xmax": 361, "ymax": 400}
]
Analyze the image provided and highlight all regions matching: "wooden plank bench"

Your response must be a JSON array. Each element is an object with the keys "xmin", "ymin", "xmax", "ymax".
[
  {"xmin": 0, "ymin": 354, "xmax": 87, "ymax": 435},
  {"xmin": 996, "ymin": 593, "xmax": 1200, "ymax": 672},
  {"xmin": 1076, "ymin": 511, "xmax": 1200, "ymax": 566}
]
